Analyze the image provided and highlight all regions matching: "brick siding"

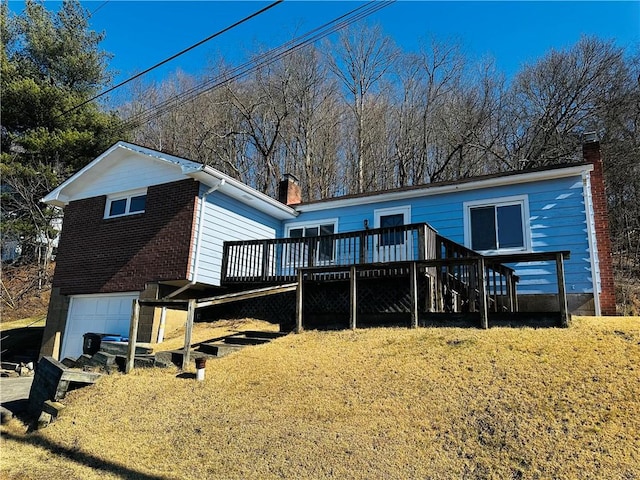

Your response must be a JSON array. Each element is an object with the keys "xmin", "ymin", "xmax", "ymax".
[
  {"xmin": 53, "ymin": 179, "xmax": 199, "ymax": 295},
  {"xmin": 583, "ymin": 141, "xmax": 616, "ymax": 315}
]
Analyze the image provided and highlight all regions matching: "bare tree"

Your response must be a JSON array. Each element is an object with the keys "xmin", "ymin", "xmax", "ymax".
[
  {"xmin": 278, "ymin": 47, "xmax": 342, "ymax": 200},
  {"xmin": 503, "ymin": 36, "xmax": 629, "ymax": 169},
  {"xmin": 327, "ymin": 24, "xmax": 398, "ymax": 193}
]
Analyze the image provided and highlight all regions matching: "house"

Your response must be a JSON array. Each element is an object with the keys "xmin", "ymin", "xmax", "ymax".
[{"xmin": 39, "ymin": 140, "xmax": 615, "ymax": 360}]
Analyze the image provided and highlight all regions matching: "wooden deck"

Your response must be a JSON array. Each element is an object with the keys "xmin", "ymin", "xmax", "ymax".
[{"xmin": 220, "ymin": 224, "xmax": 571, "ymax": 329}]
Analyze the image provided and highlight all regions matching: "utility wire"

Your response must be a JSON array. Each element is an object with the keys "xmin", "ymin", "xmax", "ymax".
[
  {"xmin": 89, "ymin": 1, "xmax": 110, "ymax": 17},
  {"xmin": 121, "ymin": 0, "xmax": 394, "ymax": 129},
  {"xmin": 59, "ymin": 0, "xmax": 283, "ymax": 117}
]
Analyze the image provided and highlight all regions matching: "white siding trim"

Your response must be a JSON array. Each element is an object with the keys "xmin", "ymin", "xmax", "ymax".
[{"xmin": 582, "ymin": 171, "xmax": 602, "ymax": 315}]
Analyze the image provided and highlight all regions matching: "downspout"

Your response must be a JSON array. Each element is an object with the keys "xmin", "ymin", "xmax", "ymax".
[
  {"xmin": 582, "ymin": 171, "xmax": 602, "ymax": 316},
  {"xmin": 165, "ymin": 179, "xmax": 226, "ymax": 299}
]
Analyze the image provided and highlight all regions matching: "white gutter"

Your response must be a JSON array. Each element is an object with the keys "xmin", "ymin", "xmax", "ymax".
[
  {"xmin": 184, "ymin": 165, "xmax": 297, "ymax": 220},
  {"xmin": 165, "ymin": 179, "xmax": 226, "ymax": 299},
  {"xmin": 296, "ymin": 164, "xmax": 594, "ymax": 213},
  {"xmin": 582, "ymin": 171, "xmax": 602, "ymax": 316}
]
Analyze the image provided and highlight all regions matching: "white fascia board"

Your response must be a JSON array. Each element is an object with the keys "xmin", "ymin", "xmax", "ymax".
[
  {"xmin": 42, "ymin": 141, "xmax": 124, "ymax": 206},
  {"xmin": 295, "ymin": 164, "xmax": 594, "ymax": 213},
  {"xmin": 42, "ymin": 142, "xmax": 206, "ymax": 207},
  {"xmin": 118, "ymin": 142, "xmax": 203, "ymax": 170},
  {"xmin": 186, "ymin": 166, "xmax": 298, "ymax": 220}
]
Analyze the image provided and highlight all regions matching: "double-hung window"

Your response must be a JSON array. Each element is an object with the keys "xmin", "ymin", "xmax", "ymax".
[
  {"xmin": 464, "ymin": 196, "xmax": 530, "ymax": 253},
  {"xmin": 105, "ymin": 190, "xmax": 147, "ymax": 218}
]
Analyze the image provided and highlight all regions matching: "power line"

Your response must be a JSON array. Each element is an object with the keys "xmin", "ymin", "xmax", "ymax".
[
  {"xmin": 121, "ymin": 0, "xmax": 395, "ymax": 130},
  {"xmin": 89, "ymin": 1, "xmax": 110, "ymax": 17},
  {"xmin": 59, "ymin": 0, "xmax": 283, "ymax": 117}
]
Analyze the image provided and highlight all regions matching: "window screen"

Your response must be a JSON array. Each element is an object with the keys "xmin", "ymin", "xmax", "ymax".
[
  {"xmin": 470, "ymin": 203, "xmax": 525, "ymax": 251},
  {"xmin": 470, "ymin": 206, "xmax": 496, "ymax": 250},
  {"xmin": 497, "ymin": 204, "xmax": 523, "ymax": 249}
]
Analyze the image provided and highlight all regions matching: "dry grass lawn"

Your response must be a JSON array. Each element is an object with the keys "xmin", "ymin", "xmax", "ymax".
[{"xmin": 1, "ymin": 316, "xmax": 639, "ymax": 479}]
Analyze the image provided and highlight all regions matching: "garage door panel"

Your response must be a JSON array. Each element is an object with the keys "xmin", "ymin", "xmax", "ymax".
[{"xmin": 61, "ymin": 293, "xmax": 138, "ymax": 359}]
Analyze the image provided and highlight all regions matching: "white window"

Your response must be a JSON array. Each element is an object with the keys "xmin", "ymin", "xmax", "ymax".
[
  {"xmin": 105, "ymin": 190, "xmax": 147, "ymax": 218},
  {"xmin": 285, "ymin": 219, "xmax": 338, "ymax": 265},
  {"xmin": 464, "ymin": 195, "xmax": 530, "ymax": 253}
]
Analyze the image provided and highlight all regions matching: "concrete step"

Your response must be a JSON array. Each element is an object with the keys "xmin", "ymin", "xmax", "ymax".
[
  {"xmin": 154, "ymin": 331, "xmax": 287, "ymax": 366},
  {"xmin": 154, "ymin": 350, "xmax": 216, "ymax": 368},
  {"xmin": 197, "ymin": 342, "xmax": 245, "ymax": 357},
  {"xmin": 222, "ymin": 335, "xmax": 271, "ymax": 346},
  {"xmin": 100, "ymin": 341, "xmax": 153, "ymax": 356},
  {"xmin": 240, "ymin": 330, "xmax": 287, "ymax": 340},
  {"xmin": 221, "ymin": 331, "xmax": 287, "ymax": 346}
]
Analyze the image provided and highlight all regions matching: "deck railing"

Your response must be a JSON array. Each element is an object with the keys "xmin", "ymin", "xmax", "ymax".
[
  {"xmin": 221, "ymin": 223, "xmax": 521, "ymax": 319},
  {"xmin": 434, "ymin": 234, "xmax": 519, "ymax": 314},
  {"xmin": 222, "ymin": 223, "xmax": 438, "ymax": 284}
]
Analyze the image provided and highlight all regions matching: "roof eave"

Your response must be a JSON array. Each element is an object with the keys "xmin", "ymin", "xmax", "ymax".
[
  {"xmin": 187, "ymin": 166, "xmax": 298, "ymax": 220},
  {"xmin": 295, "ymin": 164, "xmax": 594, "ymax": 213}
]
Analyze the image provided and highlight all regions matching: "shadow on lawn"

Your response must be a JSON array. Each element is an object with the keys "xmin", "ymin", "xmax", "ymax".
[{"xmin": 1, "ymin": 430, "xmax": 171, "ymax": 480}]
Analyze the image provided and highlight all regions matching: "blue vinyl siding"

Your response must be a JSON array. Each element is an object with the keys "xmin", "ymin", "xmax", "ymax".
[
  {"xmin": 287, "ymin": 175, "xmax": 592, "ymax": 295},
  {"xmin": 194, "ymin": 185, "xmax": 281, "ymax": 286}
]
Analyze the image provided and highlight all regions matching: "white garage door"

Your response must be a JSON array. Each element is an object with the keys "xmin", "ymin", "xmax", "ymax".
[{"xmin": 60, "ymin": 293, "xmax": 139, "ymax": 360}]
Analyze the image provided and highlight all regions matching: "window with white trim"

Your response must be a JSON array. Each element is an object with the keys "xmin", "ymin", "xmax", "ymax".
[
  {"xmin": 464, "ymin": 196, "xmax": 530, "ymax": 253},
  {"xmin": 285, "ymin": 219, "xmax": 338, "ymax": 265},
  {"xmin": 105, "ymin": 190, "xmax": 147, "ymax": 218}
]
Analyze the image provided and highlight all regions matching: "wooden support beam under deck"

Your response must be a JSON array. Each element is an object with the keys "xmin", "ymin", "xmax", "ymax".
[
  {"xmin": 477, "ymin": 258, "xmax": 489, "ymax": 329},
  {"xmin": 182, "ymin": 299, "xmax": 196, "ymax": 370},
  {"xmin": 125, "ymin": 298, "xmax": 140, "ymax": 374},
  {"xmin": 296, "ymin": 270, "xmax": 304, "ymax": 333},
  {"xmin": 410, "ymin": 262, "xmax": 418, "ymax": 328},
  {"xmin": 350, "ymin": 265, "xmax": 357, "ymax": 330},
  {"xmin": 556, "ymin": 252, "xmax": 570, "ymax": 327},
  {"xmin": 196, "ymin": 283, "xmax": 297, "ymax": 308}
]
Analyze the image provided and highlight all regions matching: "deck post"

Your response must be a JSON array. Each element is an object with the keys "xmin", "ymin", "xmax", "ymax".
[
  {"xmin": 556, "ymin": 252, "xmax": 570, "ymax": 327},
  {"xmin": 468, "ymin": 262, "xmax": 477, "ymax": 313},
  {"xmin": 296, "ymin": 270, "xmax": 304, "ymax": 333},
  {"xmin": 477, "ymin": 258, "xmax": 489, "ymax": 329},
  {"xmin": 182, "ymin": 299, "xmax": 196, "ymax": 370},
  {"xmin": 221, "ymin": 243, "xmax": 230, "ymax": 284},
  {"xmin": 418, "ymin": 225, "xmax": 426, "ymax": 260},
  {"xmin": 506, "ymin": 273, "xmax": 515, "ymax": 312},
  {"xmin": 410, "ymin": 262, "xmax": 419, "ymax": 328},
  {"xmin": 350, "ymin": 265, "xmax": 357, "ymax": 330},
  {"xmin": 358, "ymin": 231, "xmax": 366, "ymax": 264},
  {"xmin": 125, "ymin": 298, "xmax": 140, "ymax": 374},
  {"xmin": 261, "ymin": 240, "xmax": 270, "ymax": 282}
]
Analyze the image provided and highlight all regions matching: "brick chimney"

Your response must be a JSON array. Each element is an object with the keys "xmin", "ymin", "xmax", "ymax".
[
  {"xmin": 583, "ymin": 138, "xmax": 616, "ymax": 315},
  {"xmin": 278, "ymin": 173, "xmax": 301, "ymax": 206}
]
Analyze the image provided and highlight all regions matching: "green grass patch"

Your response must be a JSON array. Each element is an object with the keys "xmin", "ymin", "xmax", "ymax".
[
  {"xmin": 1, "ymin": 316, "xmax": 639, "ymax": 479},
  {"xmin": 0, "ymin": 316, "xmax": 46, "ymax": 332}
]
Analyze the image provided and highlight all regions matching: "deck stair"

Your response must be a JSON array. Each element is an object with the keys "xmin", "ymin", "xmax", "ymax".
[{"xmin": 156, "ymin": 330, "xmax": 287, "ymax": 366}]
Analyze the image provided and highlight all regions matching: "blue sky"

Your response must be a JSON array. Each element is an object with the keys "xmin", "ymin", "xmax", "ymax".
[{"xmin": 11, "ymin": 1, "xmax": 640, "ymax": 100}]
